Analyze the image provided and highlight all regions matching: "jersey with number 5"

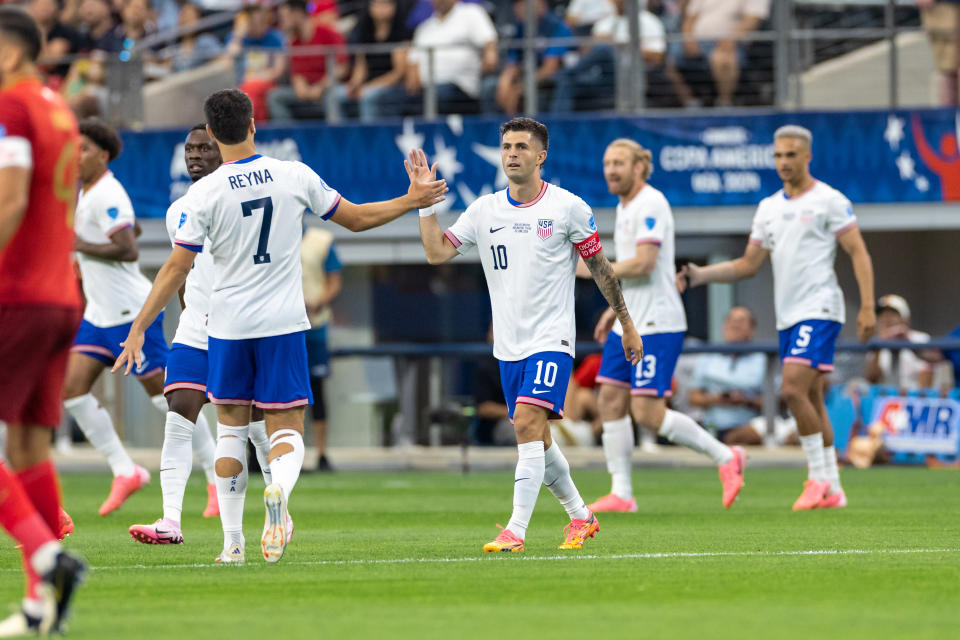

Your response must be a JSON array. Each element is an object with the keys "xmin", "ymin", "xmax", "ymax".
[
  {"xmin": 444, "ymin": 182, "xmax": 602, "ymax": 361},
  {"xmin": 174, "ymin": 154, "xmax": 341, "ymax": 340},
  {"xmin": 0, "ymin": 79, "xmax": 81, "ymax": 310}
]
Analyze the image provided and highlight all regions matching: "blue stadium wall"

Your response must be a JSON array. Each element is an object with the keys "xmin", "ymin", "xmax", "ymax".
[{"xmin": 115, "ymin": 108, "xmax": 960, "ymax": 218}]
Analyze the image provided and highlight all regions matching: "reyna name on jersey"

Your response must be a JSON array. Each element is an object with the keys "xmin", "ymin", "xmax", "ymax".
[{"xmin": 227, "ymin": 168, "xmax": 274, "ymax": 190}]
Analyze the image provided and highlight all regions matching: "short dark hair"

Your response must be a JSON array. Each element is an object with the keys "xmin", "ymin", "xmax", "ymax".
[
  {"xmin": 79, "ymin": 118, "xmax": 123, "ymax": 162},
  {"xmin": 203, "ymin": 89, "xmax": 253, "ymax": 145},
  {"xmin": 0, "ymin": 7, "xmax": 42, "ymax": 63},
  {"xmin": 189, "ymin": 123, "xmax": 207, "ymax": 133},
  {"xmin": 499, "ymin": 117, "xmax": 549, "ymax": 152},
  {"xmin": 283, "ymin": 0, "xmax": 309, "ymax": 12}
]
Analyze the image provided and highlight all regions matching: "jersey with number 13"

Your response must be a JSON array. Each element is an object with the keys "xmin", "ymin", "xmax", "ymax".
[{"xmin": 174, "ymin": 154, "xmax": 341, "ymax": 340}]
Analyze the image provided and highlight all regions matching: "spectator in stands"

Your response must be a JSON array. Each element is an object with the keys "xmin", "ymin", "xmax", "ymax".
[
  {"xmin": 564, "ymin": 0, "xmax": 615, "ymax": 36},
  {"xmin": 551, "ymin": 0, "xmax": 666, "ymax": 112},
  {"xmin": 77, "ymin": 0, "xmax": 120, "ymax": 52},
  {"xmin": 153, "ymin": 0, "xmax": 184, "ymax": 32},
  {"xmin": 308, "ymin": 0, "xmax": 340, "ymax": 29},
  {"xmin": 161, "ymin": 2, "xmax": 222, "ymax": 72},
  {"xmin": 405, "ymin": 0, "xmax": 479, "ymax": 30},
  {"xmin": 865, "ymin": 294, "xmax": 948, "ymax": 390},
  {"xmin": 918, "ymin": 0, "xmax": 960, "ymax": 105},
  {"xmin": 688, "ymin": 306, "xmax": 767, "ymax": 446},
  {"xmin": 98, "ymin": 0, "xmax": 158, "ymax": 55},
  {"xmin": 266, "ymin": 0, "xmax": 346, "ymax": 121},
  {"xmin": 342, "ymin": 0, "xmax": 412, "ymax": 122},
  {"xmin": 223, "ymin": 1, "xmax": 286, "ymax": 120},
  {"xmin": 394, "ymin": 0, "xmax": 498, "ymax": 116},
  {"xmin": 677, "ymin": 0, "xmax": 770, "ymax": 107},
  {"xmin": 29, "ymin": 0, "xmax": 92, "ymax": 84},
  {"xmin": 485, "ymin": 0, "xmax": 570, "ymax": 115}
]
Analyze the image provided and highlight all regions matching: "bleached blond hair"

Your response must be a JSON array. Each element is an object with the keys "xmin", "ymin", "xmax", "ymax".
[
  {"xmin": 774, "ymin": 125, "xmax": 813, "ymax": 148},
  {"xmin": 606, "ymin": 138, "xmax": 653, "ymax": 180}
]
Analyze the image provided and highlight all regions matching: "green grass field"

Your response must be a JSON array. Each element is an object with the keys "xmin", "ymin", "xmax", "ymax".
[{"xmin": 2, "ymin": 466, "xmax": 958, "ymax": 639}]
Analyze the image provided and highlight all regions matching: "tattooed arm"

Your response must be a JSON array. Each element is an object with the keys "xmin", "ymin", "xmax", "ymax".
[{"xmin": 584, "ymin": 251, "xmax": 643, "ymax": 364}]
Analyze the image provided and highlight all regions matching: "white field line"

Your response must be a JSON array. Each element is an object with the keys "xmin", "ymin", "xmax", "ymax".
[{"xmin": 2, "ymin": 547, "xmax": 956, "ymax": 573}]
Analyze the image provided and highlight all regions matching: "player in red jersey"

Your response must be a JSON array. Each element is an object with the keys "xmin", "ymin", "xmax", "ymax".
[{"xmin": 0, "ymin": 7, "xmax": 86, "ymax": 637}]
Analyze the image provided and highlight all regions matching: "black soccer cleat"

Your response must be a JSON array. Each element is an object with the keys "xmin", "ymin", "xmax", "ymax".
[{"xmin": 43, "ymin": 551, "xmax": 87, "ymax": 634}]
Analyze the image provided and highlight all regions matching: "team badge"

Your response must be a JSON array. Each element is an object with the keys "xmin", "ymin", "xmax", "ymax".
[
  {"xmin": 178, "ymin": 212, "xmax": 187, "ymax": 229},
  {"xmin": 107, "ymin": 207, "xmax": 119, "ymax": 220},
  {"xmin": 645, "ymin": 216, "xmax": 656, "ymax": 230},
  {"xmin": 537, "ymin": 218, "xmax": 553, "ymax": 240}
]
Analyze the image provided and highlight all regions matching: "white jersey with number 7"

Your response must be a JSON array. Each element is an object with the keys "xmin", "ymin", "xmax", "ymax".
[{"xmin": 174, "ymin": 154, "xmax": 341, "ymax": 340}]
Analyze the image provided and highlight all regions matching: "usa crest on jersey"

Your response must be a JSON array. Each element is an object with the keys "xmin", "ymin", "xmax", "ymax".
[{"xmin": 537, "ymin": 218, "xmax": 553, "ymax": 240}]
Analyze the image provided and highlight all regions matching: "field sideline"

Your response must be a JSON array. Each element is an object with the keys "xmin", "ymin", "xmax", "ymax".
[{"xmin": 2, "ymin": 467, "xmax": 957, "ymax": 639}]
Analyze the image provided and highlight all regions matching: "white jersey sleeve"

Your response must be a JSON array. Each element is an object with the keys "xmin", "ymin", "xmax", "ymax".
[
  {"xmin": 444, "ymin": 200, "xmax": 481, "ymax": 253},
  {"xmin": 173, "ymin": 192, "xmax": 209, "ymax": 252},
  {"xmin": 748, "ymin": 203, "xmax": 770, "ymax": 249},
  {"xmin": 632, "ymin": 191, "xmax": 669, "ymax": 246},
  {"xmin": 566, "ymin": 196, "xmax": 602, "ymax": 258},
  {"xmin": 825, "ymin": 191, "xmax": 857, "ymax": 236},
  {"xmin": 295, "ymin": 161, "xmax": 342, "ymax": 220},
  {"xmin": 166, "ymin": 196, "xmax": 213, "ymax": 350},
  {"xmin": 74, "ymin": 173, "xmax": 153, "ymax": 327}
]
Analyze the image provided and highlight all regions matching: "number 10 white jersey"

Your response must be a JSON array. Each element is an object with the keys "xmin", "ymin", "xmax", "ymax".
[
  {"xmin": 174, "ymin": 154, "xmax": 341, "ymax": 340},
  {"xmin": 444, "ymin": 182, "xmax": 602, "ymax": 361}
]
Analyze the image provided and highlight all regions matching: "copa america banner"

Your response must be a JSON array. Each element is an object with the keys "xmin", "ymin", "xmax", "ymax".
[{"xmin": 115, "ymin": 108, "xmax": 960, "ymax": 218}]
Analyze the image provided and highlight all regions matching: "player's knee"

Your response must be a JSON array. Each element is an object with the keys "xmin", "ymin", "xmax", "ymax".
[
  {"xmin": 215, "ymin": 456, "xmax": 243, "ymax": 477},
  {"xmin": 167, "ymin": 394, "xmax": 201, "ymax": 423},
  {"xmin": 598, "ymin": 385, "xmax": 629, "ymax": 419},
  {"xmin": 780, "ymin": 378, "xmax": 807, "ymax": 405},
  {"xmin": 512, "ymin": 407, "xmax": 545, "ymax": 441}
]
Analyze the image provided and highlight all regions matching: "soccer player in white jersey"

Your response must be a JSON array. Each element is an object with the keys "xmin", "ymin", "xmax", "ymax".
[
  {"xmin": 128, "ymin": 125, "xmax": 272, "ymax": 546},
  {"xmin": 63, "ymin": 118, "xmax": 167, "ymax": 516},
  {"xmin": 680, "ymin": 125, "xmax": 876, "ymax": 510},
  {"xmin": 114, "ymin": 89, "xmax": 447, "ymax": 563},
  {"xmin": 582, "ymin": 139, "xmax": 746, "ymax": 514},
  {"xmin": 418, "ymin": 118, "xmax": 644, "ymax": 552}
]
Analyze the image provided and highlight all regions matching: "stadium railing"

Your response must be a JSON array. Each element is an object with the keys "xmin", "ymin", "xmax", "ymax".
[
  {"xmin": 78, "ymin": 0, "xmax": 927, "ymax": 127},
  {"xmin": 327, "ymin": 338, "xmax": 960, "ymax": 447}
]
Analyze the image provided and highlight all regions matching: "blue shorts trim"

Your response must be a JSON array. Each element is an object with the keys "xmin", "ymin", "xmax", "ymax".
[
  {"xmin": 778, "ymin": 320, "xmax": 842, "ymax": 371},
  {"xmin": 207, "ymin": 331, "xmax": 313, "ymax": 409},
  {"xmin": 596, "ymin": 331, "xmax": 685, "ymax": 398},
  {"xmin": 164, "ymin": 343, "xmax": 208, "ymax": 395},
  {"xmin": 499, "ymin": 351, "xmax": 573, "ymax": 420},
  {"xmin": 71, "ymin": 314, "xmax": 167, "ymax": 378}
]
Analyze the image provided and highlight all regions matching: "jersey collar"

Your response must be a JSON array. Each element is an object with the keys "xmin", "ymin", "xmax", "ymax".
[
  {"xmin": 222, "ymin": 154, "xmax": 262, "ymax": 165},
  {"xmin": 782, "ymin": 179, "xmax": 818, "ymax": 200},
  {"xmin": 506, "ymin": 181, "xmax": 548, "ymax": 208}
]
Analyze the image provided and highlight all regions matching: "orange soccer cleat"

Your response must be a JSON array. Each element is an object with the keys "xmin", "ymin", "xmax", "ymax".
[
  {"xmin": 482, "ymin": 525, "xmax": 524, "ymax": 553},
  {"xmin": 792, "ymin": 479, "xmax": 830, "ymax": 511},
  {"xmin": 718, "ymin": 446, "xmax": 747, "ymax": 508},
  {"xmin": 558, "ymin": 512, "xmax": 599, "ymax": 550},
  {"xmin": 587, "ymin": 493, "xmax": 638, "ymax": 513},
  {"xmin": 98, "ymin": 465, "xmax": 150, "ymax": 516}
]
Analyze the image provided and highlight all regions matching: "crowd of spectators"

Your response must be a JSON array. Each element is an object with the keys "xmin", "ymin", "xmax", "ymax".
[{"xmin": 16, "ymin": 0, "xmax": 782, "ymax": 123}]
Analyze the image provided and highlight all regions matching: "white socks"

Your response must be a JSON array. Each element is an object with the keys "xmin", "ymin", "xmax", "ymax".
[
  {"xmin": 248, "ymin": 420, "xmax": 271, "ymax": 485},
  {"xmin": 64, "ymin": 394, "xmax": 136, "ymax": 477},
  {"xmin": 215, "ymin": 423, "xmax": 249, "ymax": 550},
  {"xmin": 823, "ymin": 444, "xmax": 843, "ymax": 494},
  {"xmin": 192, "ymin": 412, "xmax": 217, "ymax": 484},
  {"xmin": 150, "ymin": 394, "xmax": 168, "ymax": 414},
  {"xmin": 658, "ymin": 408, "xmax": 733, "ymax": 466},
  {"xmin": 601, "ymin": 416, "xmax": 634, "ymax": 499},
  {"xmin": 505, "ymin": 441, "xmax": 545, "ymax": 540},
  {"xmin": 799, "ymin": 432, "xmax": 828, "ymax": 482},
  {"xmin": 543, "ymin": 442, "xmax": 589, "ymax": 521},
  {"xmin": 268, "ymin": 429, "xmax": 304, "ymax": 502},
  {"xmin": 160, "ymin": 412, "xmax": 194, "ymax": 523}
]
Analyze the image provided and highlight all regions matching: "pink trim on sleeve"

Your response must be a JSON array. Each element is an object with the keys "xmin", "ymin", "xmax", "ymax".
[
  {"xmin": 748, "ymin": 237, "xmax": 763, "ymax": 246},
  {"xmin": 443, "ymin": 229, "xmax": 462, "ymax": 248},
  {"xmin": 834, "ymin": 221, "xmax": 858, "ymax": 237},
  {"xmin": 636, "ymin": 239, "xmax": 662, "ymax": 246},
  {"xmin": 107, "ymin": 222, "xmax": 133, "ymax": 237}
]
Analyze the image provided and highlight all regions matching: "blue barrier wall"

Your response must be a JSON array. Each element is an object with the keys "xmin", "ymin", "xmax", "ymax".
[{"xmin": 116, "ymin": 109, "xmax": 960, "ymax": 218}]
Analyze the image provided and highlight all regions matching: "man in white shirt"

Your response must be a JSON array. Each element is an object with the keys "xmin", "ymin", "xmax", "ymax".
[
  {"xmin": 128, "ymin": 125, "xmax": 272, "ymax": 548},
  {"xmin": 63, "ymin": 118, "xmax": 165, "ymax": 517},
  {"xmin": 865, "ymin": 294, "xmax": 948, "ymax": 390},
  {"xmin": 400, "ymin": 0, "xmax": 498, "ymax": 114},
  {"xmin": 551, "ymin": 0, "xmax": 667, "ymax": 112},
  {"xmin": 580, "ymin": 139, "xmax": 745, "ymax": 514},
  {"xmin": 418, "ymin": 117, "xmax": 643, "ymax": 553},
  {"xmin": 114, "ymin": 89, "xmax": 447, "ymax": 564},
  {"xmin": 680, "ymin": 125, "xmax": 876, "ymax": 511}
]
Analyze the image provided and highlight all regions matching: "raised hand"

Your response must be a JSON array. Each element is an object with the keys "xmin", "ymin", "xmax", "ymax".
[
  {"xmin": 404, "ymin": 148, "xmax": 447, "ymax": 209},
  {"xmin": 112, "ymin": 330, "xmax": 146, "ymax": 376}
]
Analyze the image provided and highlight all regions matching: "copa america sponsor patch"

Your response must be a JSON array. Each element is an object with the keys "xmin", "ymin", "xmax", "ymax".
[{"xmin": 537, "ymin": 218, "xmax": 553, "ymax": 240}]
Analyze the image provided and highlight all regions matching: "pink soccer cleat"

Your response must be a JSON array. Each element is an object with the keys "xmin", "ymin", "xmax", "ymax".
[
  {"xmin": 286, "ymin": 512, "xmax": 294, "ymax": 544},
  {"xmin": 203, "ymin": 483, "xmax": 219, "ymax": 518},
  {"xmin": 482, "ymin": 525, "xmax": 524, "ymax": 553},
  {"xmin": 558, "ymin": 512, "xmax": 600, "ymax": 550},
  {"xmin": 718, "ymin": 446, "xmax": 747, "ymax": 508},
  {"xmin": 129, "ymin": 518, "xmax": 183, "ymax": 545},
  {"xmin": 793, "ymin": 479, "xmax": 830, "ymax": 511},
  {"xmin": 99, "ymin": 465, "xmax": 150, "ymax": 516},
  {"xmin": 817, "ymin": 489, "xmax": 847, "ymax": 509},
  {"xmin": 58, "ymin": 508, "xmax": 74, "ymax": 539},
  {"xmin": 587, "ymin": 493, "xmax": 638, "ymax": 513}
]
